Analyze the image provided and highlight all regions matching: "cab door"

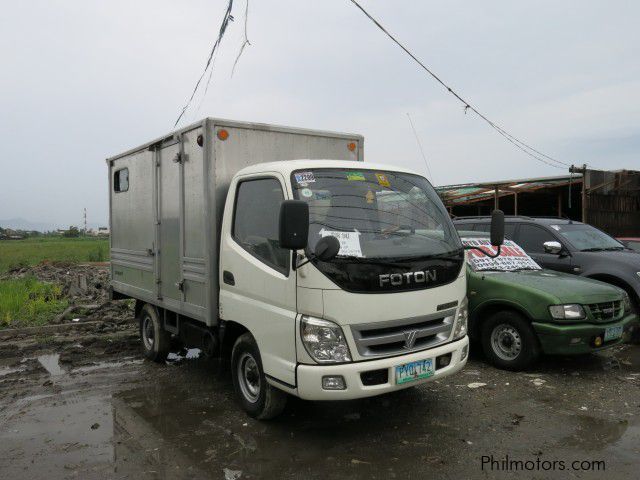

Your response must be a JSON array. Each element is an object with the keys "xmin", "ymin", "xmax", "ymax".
[{"xmin": 218, "ymin": 174, "xmax": 297, "ymax": 387}]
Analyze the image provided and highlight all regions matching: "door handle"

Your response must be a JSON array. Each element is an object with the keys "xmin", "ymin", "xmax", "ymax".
[{"xmin": 223, "ymin": 271, "xmax": 235, "ymax": 286}]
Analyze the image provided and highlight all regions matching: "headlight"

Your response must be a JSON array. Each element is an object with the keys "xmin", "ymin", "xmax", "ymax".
[
  {"xmin": 453, "ymin": 297, "xmax": 468, "ymax": 340},
  {"xmin": 549, "ymin": 304, "xmax": 586, "ymax": 320},
  {"xmin": 300, "ymin": 316, "xmax": 351, "ymax": 363},
  {"xmin": 622, "ymin": 292, "xmax": 631, "ymax": 313}
]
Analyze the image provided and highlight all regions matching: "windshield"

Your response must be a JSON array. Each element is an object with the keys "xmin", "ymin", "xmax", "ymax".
[
  {"xmin": 461, "ymin": 238, "xmax": 541, "ymax": 272},
  {"xmin": 550, "ymin": 224, "xmax": 624, "ymax": 251},
  {"xmin": 291, "ymin": 168, "xmax": 462, "ymax": 260}
]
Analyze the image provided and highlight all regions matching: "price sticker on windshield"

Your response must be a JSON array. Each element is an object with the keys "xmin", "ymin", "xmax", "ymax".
[{"xmin": 319, "ymin": 228, "xmax": 364, "ymax": 257}]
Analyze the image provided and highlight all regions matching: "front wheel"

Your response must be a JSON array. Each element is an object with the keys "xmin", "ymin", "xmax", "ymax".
[
  {"xmin": 481, "ymin": 311, "xmax": 540, "ymax": 371},
  {"xmin": 231, "ymin": 333, "xmax": 287, "ymax": 420}
]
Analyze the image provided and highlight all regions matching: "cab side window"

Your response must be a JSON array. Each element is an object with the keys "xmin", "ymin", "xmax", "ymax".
[
  {"xmin": 233, "ymin": 178, "xmax": 289, "ymax": 274},
  {"xmin": 516, "ymin": 224, "xmax": 556, "ymax": 253}
]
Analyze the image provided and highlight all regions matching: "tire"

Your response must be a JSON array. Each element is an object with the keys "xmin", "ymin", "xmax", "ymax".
[
  {"xmin": 138, "ymin": 304, "xmax": 171, "ymax": 363},
  {"xmin": 231, "ymin": 333, "xmax": 287, "ymax": 420},
  {"xmin": 481, "ymin": 310, "xmax": 540, "ymax": 371}
]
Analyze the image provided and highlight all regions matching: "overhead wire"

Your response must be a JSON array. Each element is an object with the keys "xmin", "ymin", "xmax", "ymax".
[
  {"xmin": 174, "ymin": 0, "xmax": 235, "ymax": 127},
  {"xmin": 347, "ymin": 0, "xmax": 571, "ymax": 170},
  {"xmin": 406, "ymin": 113, "xmax": 434, "ymax": 183}
]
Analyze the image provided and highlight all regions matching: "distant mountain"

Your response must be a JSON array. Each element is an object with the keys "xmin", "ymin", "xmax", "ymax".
[{"xmin": 0, "ymin": 218, "xmax": 61, "ymax": 232}]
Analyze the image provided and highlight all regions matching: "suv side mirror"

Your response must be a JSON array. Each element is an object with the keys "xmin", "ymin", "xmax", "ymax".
[
  {"xmin": 490, "ymin": 209, "xmax": 505, "ymax": 247},
  {"xmin": 543, "ymin": 241, "xmax": 562, "ymax": 255},
  {"xmin": 279, "ymin": 200, "xmax": 309, "ymax": 250}
]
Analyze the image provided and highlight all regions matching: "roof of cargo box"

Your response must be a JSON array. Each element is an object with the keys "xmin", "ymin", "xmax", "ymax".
[
  {"xmin": 235, "ymin": 160, "xmax": 423, "ymax": 178},
  {"xmin": 106, "ymin": 118, "xmax": 364, "ymax": 163}
]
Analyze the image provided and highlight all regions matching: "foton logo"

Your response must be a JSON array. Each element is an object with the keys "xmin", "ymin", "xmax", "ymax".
[{"xmin": 379, "ymin": 270, "xmax": 437, "ymax": 288}]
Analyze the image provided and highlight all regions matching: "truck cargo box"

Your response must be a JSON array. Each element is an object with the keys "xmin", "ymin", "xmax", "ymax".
[{"xmin": 107, "ymin": 118, "xmax": 364, "ymax": 326}]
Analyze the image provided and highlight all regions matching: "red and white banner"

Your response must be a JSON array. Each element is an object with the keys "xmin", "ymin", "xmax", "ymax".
[{"xmin": 461, "ymin": 238, "xmax": 541, "ymax": 272}]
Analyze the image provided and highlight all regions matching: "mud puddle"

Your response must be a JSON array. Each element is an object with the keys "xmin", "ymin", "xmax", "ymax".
[{"xmin": 1, "ymin": 345, "xmax": 640, "ymax": 479}]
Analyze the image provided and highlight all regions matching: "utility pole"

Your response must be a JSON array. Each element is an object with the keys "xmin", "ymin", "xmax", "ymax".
[
  {"xmin": 569, "ymin": 164, "xmax": 588, "ymax": 222},
  {"xmin": 83, "ymin": 208, "xmax": 87, "ymax": 236}
]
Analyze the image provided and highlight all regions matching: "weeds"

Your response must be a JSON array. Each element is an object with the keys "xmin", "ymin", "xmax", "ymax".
[{"xmin": 0, "ymin": 277, "xmax": 68, "ymax": 328}]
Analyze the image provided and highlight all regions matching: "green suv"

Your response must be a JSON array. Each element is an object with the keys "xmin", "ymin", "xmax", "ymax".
[{"xmin": 461, "ymin": 234, "xmax": 637, "ymax": 370}]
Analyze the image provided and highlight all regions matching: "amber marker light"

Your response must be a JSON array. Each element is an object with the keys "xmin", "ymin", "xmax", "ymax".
[
  {"xmin": 347, "ymin": 142, "xmax": 357, "ymax": 152},
  {"xmin": 217, "ymin": 129, "xmax": 229, "ymax": 141}
]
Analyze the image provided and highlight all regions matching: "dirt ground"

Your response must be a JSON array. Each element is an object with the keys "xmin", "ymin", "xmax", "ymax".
[{"xmin": 1, "ymin": 323, "xmax": 640, "ymax": 480}]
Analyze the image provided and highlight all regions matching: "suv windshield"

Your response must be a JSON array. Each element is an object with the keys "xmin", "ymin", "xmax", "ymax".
[
  {"xmin": 550, "ymin": 224, "xmax": 624, "ymax": 251},
  {"xmin": 291, "ymin": 168, "xmax": 462, "ymax": 260}
]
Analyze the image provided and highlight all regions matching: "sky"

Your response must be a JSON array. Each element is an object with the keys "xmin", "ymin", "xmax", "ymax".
[{"xmin": 1, "ymin": 0, "xmax": 639, "ymax": 228}]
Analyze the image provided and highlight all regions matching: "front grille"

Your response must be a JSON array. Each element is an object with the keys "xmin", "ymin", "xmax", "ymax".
[
  {"xmin": 350, "ymin": 309, "xmax": 455, "ymax": 357},
  {"xmin": 587, "ymin": 300, "xmax": 622, "ymax": 323}
]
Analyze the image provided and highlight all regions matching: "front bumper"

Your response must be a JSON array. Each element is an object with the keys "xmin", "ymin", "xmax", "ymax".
[
  {"xmin": 533, "ymin": 314, "xmax": 638, "ymax": 355},
  {"xmin": 295, "ymin": 336, "xmax": 469, "ymax": 400}
]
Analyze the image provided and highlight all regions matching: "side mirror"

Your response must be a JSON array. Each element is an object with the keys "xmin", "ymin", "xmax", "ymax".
[
  {"xmin": 279, "ymin": 200, "xmax": 309, "ymax": 250},
  {"xmin": 490, "ymin": 209, "xmax": 505, "ymax": 247},
  {"xmin": 543, "ymin": 241, "xmax": 562, "ymax": 255},
  {"xmin": 314, "ymin": 236, "xmax": 340, "ymax": 262}
]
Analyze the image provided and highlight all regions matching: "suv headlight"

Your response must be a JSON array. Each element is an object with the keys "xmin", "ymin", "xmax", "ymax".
[
  {"xmin": 453, "ymin": 297, "xmax": 468, "ymax": 340},
  {"xmin": 622, "ymin": 292, "xmax": 631, "ymax": 313},
  {"xmin": 300, "ymin": 316, "xmax": 351, "ymax": 363},
  {"xmin": 549, "ymin": 304, "xmax": 586, "ymax": 320}
]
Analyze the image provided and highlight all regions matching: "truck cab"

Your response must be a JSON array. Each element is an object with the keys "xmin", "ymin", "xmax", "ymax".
[{"xmin": 218, "ymin": 161, "xmax": 469, "ymax": 416}]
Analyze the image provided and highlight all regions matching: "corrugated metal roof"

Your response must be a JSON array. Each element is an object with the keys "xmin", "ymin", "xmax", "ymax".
[{"xmin": 436, "ymin": 174, "xmax": 583, "ymax": 205}]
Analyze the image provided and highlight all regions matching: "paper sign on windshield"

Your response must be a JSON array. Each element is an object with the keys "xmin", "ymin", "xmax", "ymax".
[
  {"xmin": 461, "ymin": 238, "xmax": 541, "ymax": 272},
  {"xmin": 319, "ymin": 228, "xmax": 363, "ymax": 257}
]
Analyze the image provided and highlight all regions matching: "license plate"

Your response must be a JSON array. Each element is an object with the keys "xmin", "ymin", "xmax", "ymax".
[
  {"xmin": 604, "ymin": 325, "xmax": 623, "ymax": 342},
  {"xmin": 395, "ymin": 358, "xmax": 434, "ymax": 385}
]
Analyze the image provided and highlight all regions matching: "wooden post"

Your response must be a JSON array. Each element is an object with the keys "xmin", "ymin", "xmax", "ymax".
[
  {"xmin": 581, "ymin": 164, "xmax": 587, "ymax": 223},
  {"xmin": 569, "ymin": 164, "xmax": 588, "ymax": 222},
  {"xmin": 557, "ymin": 192, "xmax": 562, "ymax": 217}
]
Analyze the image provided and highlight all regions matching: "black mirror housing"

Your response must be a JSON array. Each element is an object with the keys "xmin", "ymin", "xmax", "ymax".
[
  {"xmin": 279, "ymin": 200, "xmax": 309, "ymax": 250},
  {"xmin": 490, "ymin": 209, "xmax": 505, "ymax": 247},
  {"xmin": 314, "ymin": 236, "xmax": 341, "ymax": 262}
]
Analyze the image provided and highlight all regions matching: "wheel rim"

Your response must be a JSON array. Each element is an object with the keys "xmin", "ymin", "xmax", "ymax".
[
  {"xmin": 237, "ymin": 352, "xmax": 261, "ymax": 403},
  {"xmin": 142, "ymin": 315, "xmax": 155, "ymax": 351},
  {"xmin": 490, "ymin": 323, "xmax": 522, "ymax": 361}
]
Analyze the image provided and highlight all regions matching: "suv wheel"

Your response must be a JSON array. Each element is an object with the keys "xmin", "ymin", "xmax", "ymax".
[
  {"xmin": 231, "ymin": 333, "xmax": 287, "ymax": 420},
  {"xmin": 481, "ymin": 311, "xmax": 540, "ymax": 371}
]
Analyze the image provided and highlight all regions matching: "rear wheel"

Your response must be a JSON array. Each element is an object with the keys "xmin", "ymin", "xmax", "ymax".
[
  {"xmin": 231, "ymin": 333, "xmax": 287, "ymax": 420},
  {"xmin": 481, "ymin": 311, "xmax": 540, "ymax": 371},
  {"xmin": 138, "ymin": 304, "xmax": 171, "ymax": 363}
]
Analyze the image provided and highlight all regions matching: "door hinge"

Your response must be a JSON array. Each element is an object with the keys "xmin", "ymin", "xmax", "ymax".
[
  {"xmin": 176, "ymin": 279, "xmax": 185, "ymax": 292},
  {"xmin": 146, "ymin": 248, "xmax": 155, "ymax": 256},
  {"xmin": 172, "ymin": 152, "xmax": 183, "ymax": 164}
]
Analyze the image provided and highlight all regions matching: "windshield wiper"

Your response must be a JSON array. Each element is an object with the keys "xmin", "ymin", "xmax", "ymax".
[{"xmin": 580, "ymin": 247, "xmax": 605, "ymax": 252}]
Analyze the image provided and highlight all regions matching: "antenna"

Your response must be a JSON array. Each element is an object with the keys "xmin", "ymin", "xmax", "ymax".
[{"xmin": 406, "ymin": 113, "xmax": 434, "ymax": 183}]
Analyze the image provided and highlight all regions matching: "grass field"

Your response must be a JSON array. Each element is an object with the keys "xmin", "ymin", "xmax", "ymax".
[
  {"xmin": 0, "ymin": 277, "xmax": 68, "ymax": 328},
  {"xmin": 0, "ymin": 237, "xmax": 109, "ymax": 273}
]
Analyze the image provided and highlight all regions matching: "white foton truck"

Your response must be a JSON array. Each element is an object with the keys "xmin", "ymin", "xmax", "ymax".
[{"xmin": 107, "ymin": 118, "xmax": 482, "ymax": 419}]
